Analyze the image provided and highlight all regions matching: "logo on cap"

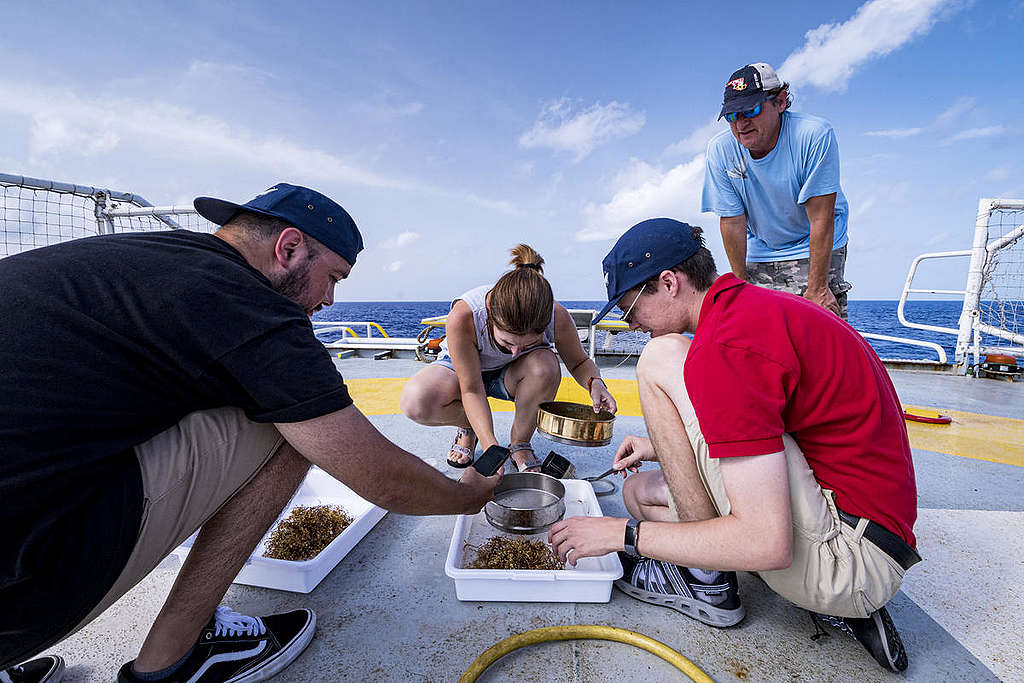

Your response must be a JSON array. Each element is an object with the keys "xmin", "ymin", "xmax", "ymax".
[
  {"xmin": 603, "ymin": 271, "xmax": 609, "ymax": 286},
  {"xmin": 254, "ymin": 186, "xmax": 280, "ymax": 198},
  {"xmin": 727, "ymin": 77, "xmax": 747, "ymax": 91}
]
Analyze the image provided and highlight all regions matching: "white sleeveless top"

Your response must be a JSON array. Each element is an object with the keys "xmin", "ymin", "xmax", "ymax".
[{"xmin": 440, "ymin": 284, "xmax": 556, "ymax": 371}]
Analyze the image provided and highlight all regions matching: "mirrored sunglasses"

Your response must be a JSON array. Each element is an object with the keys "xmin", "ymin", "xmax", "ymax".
[{"xmin": 724, "ymin": 95, "xmax": 776, "ymax": 123}]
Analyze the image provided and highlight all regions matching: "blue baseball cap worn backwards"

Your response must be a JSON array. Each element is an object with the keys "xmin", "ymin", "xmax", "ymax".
[
  {"xmin": 194, "ymin": 183, "xmax": 364, "ymax": 265},
  {"xmin": 593, "ymin": 217, "xmax": 700, "ymax": 324}
]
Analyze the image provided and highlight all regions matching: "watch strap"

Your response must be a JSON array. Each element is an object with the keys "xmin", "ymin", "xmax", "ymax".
[{"xmin": 623, "ymin": 518, "xmax": 640, "ymax": 557}]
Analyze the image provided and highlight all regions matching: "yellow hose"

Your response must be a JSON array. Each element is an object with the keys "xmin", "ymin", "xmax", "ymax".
[{"xmin": 459, "ymin": 624, "xmax": 713, "ymax": 683}]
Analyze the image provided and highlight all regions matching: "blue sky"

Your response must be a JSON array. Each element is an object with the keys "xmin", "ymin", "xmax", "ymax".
[{"xmin": 1, "ymin": 0, "xmax": 1021, "ymax": 301}]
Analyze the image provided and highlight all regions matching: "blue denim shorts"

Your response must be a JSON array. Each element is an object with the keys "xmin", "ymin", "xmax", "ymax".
[{"xmin": 434, "ymin": 356, "xmax": 512, "ymax": 401}]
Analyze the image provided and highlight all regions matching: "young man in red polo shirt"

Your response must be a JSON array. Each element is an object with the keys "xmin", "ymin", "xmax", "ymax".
[{"xmin": 549, "ymin": 218, "xmax": 920, "ymax": 673}]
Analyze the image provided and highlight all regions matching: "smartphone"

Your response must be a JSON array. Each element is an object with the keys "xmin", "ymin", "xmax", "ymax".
[{"xmin": 472, "ymin": 445, "xmax": 510, "ymax": 476}]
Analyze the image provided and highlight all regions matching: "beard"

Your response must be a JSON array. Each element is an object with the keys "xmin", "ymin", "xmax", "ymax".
[{"xmin": 270, "ymin": 258, "xmax": 314, "ymax": 314}]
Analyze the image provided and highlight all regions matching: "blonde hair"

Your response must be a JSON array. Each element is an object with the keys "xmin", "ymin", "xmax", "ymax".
[{"xmin": 488, "ymin": 244, "xmax": 553, "ymax": 335}]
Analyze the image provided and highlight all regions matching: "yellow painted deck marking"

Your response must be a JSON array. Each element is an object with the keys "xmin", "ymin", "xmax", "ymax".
[
  {"xmin": 902, "ymin": 404, "xmax": 1024, "ymax": 467},
  {"xmin": 345, "ymin": 378, "xmax": 1023, "ymax": 468}
]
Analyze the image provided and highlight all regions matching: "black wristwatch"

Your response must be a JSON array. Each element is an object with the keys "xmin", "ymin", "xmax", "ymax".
[{"xmin": 623, "ymin": 519, "xmax": 641, "ymax": 558}]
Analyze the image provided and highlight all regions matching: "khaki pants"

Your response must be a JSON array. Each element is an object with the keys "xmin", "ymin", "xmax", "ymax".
[
  {"xmin": 73, "ymin": 407, "xmax": 283, "ymax": 631},
  {"xmin": 670, "ymin": 401, "xmax": 906, "ymax": 618}
]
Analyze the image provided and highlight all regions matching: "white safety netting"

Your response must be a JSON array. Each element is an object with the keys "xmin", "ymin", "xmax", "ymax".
[
  {"xmin": 1, "ymin": 176, "xmax": 214, "ymax": 259},
  {"xmin": 979, "ymin": 207, "xmax": 1024, "ymax": 352}
]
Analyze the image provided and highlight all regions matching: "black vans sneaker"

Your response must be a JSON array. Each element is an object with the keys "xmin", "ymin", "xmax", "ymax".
[
  {"xmin": 0, "ymin": 656, "xmax": 64, "ymax": 683},
  {"xmin": 614, "ymin": 553, "xmax": 745, "ymax": 627},
  {"xmin": 117, "ymin": 606, "xmax": 315, "ymax": 682},
  {"xmin": 812, "ymin": 606, "xmax": 908, "ymax": 672}
]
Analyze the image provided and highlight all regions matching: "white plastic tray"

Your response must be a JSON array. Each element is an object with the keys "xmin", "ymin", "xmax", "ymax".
[
  {"xmin": 445, "ymin": 479, "xmax": 622, "ymax": 602},
  {"xmin": 175, "ymin": 467, "xmax": 387, "ymax": 593}
]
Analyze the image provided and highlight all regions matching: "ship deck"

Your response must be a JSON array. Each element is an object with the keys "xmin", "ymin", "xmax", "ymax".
[{"xmin": 45, "ymin": 359, "xmax": 1024, "ymax": 682}]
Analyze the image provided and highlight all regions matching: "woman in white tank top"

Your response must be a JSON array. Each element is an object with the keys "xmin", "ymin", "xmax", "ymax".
[{"xmin": 401, "ymin": 244, "xmax": 617, "ymax": 471}]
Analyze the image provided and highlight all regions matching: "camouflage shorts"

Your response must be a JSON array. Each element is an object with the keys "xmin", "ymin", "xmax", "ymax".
[{"xmin": 747, "ymin": 246, "xmax": 853, "ymax": 319}]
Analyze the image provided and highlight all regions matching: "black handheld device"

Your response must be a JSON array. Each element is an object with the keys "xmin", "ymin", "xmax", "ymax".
[
  {"xmin": 540, "ymin": 451, "xmax": 574, "ymax": 479},
  {"xmin": 472, "ymin": 445, "xmax": 510, "ymax": 476}
]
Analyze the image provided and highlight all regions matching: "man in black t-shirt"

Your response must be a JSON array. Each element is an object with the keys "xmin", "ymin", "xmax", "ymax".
[{"xmin": 0, "ymin": 184, "xmax": 501, "ymax": 683}]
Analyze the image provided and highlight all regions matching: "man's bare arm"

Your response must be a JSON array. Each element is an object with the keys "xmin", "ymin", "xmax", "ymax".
[
  {"xmin": 719, "ymin": 215, "xmax": 749, "ymax": 281},
  {"xmin": 550, "ymin": 451, "xmax": 793, "ymax": 571},
  {"xmin": 634, "ymin": 452, "xmax": 793, "ymax": 570},
  {"xmin": 803, "ymin": 192, "xmax": 839, "ymax": 314},
  {"xmin": 276, "ymin": 405, "xmax": 498, "ymax": 516}
]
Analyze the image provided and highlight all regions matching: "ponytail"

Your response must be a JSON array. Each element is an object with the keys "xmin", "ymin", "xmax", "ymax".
[{"xmin": 489, "ymin": 244, "xmax": 553, "ymax": 335}]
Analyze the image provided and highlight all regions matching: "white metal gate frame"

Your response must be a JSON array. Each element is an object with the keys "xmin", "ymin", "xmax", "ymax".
[{"xmin": 898, "ymin": 197, "xmax": 1024, "ymax": 371}]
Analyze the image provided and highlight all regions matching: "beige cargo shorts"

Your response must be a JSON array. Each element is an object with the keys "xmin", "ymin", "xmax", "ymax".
[
  {"xmin": 74, "ymin": 406, "xmax": 284, "ymax": 630},
  {"xmin": 747, "ymin": 245, "xmax": 852, "ymax": 320},
  {"xmin": 670, "ymin": 401, "xmax": 906, "ymax": 618}
]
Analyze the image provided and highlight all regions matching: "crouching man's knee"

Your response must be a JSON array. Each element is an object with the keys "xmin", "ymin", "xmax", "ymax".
[{"xmin": 637, "ymin": 334, "xmax": 691, "ymax": 384}]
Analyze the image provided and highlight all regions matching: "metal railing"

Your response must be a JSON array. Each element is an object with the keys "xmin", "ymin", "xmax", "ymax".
[
  {"xmin": 5, "ymin": 174, "xmax": 1021, "ymax": 371},
  {"xmin": 312, "ymin": 321, "xmax": 391, "ymax": 340},
  {"xmin": 898, "ymin": 198, "xmax": 1024, "ymax": 371},
  {"xmin": 1, "ymin": 172, "xmax": 214, "ymax": 258},
  {"xmin": 419, "ymin": 310, "xmax": 628, "ymax": 361}
]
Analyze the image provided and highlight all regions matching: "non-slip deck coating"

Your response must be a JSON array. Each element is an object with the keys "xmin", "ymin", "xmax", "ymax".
[{"xmin": 42, "ymin": 359, "xmax": 1024, "ymax": 682}]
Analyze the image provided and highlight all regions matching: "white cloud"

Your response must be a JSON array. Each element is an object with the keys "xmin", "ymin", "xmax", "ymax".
[
  {"xmin": 848, "ymin": 179, "xmax": 911, "ymax": 219},
  {"xmin": 865, "ymin": 97, "xmax": 974, "ymax": 139},
  {"xmin": 934, "ymin": 97, "xmax": 975, "ymax": 126},
  {"xmin": 610, "ymin": 158, "xmax": 668, "ymax": 190},
  {"xmin": 943, "ymin": 126, "xmax": 1005, "ymax": 144},
  {"xmin": 185, "ymin": 59, "xmax": 274, "ymax": 84},
  {"xmin": 30, "ymin": 112, "xmax": 120, "ymax": 156},
  {"xmin": 664, "ymin": 118, "xmax": 722, "ymax": 157},
  {"xmin": 984, "ymin": 164, "xmax": 1013, "ymax": 182},
  {"xmin": 388, "ymin": 102, "xmax": 424, "ymax": 116},
  {"xmin": 864, "ymin": 126, "xmax": 925, "ymax": 139},
  {"xmin": 779, "ymin": 0, "xmax": 955, "ymax": 92},
  {"xmin": 1, "ymin": 77, "xmax": 520, "ymax": 217},
  {"xmin": 518, "ymin": 99, "xmax": 645, "ymax": 161},
  {"xmin": 385, "ymin": 260, "xmax": 403, "ymax": 272},
  {"xmin": 0, "ymin": 79, "xmax": 415, "ymax": 190},
  {"xmin": 513, "ymin": 161, "xmax": 535, "ymax": 178},
  {"xmin": 352, "ymin": 94, "xmax": 424, "ymax": 118},
  {"xmin": 576, "ymin": 155, "xmax": 707, "ymax": 241},
  {"xmin": 463, "ymin": 193, "xmax": 521, "ymax": 215},
  {"xmin": 380, "ymin": 231, "xmax": 420, "ymax": 249}
]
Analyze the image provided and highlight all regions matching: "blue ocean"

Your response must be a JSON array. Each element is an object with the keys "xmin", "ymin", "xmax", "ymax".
[{"xmin": 314, "ymin": 299, "xmax": 968, "ymax": 362}]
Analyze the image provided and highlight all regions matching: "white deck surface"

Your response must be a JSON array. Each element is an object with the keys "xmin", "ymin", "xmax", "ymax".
[{"xmin": 41, "ymin": 360, "xmax": 1023, "ymax": 682}]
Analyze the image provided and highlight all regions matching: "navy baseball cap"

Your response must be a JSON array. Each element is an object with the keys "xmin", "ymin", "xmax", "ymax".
[
  {"xmin": 718, "ymin": 62, "xmax": 782, "ymax": 120},
  {"xmin": 194, "ymin": 183, "xmax": 364, "ymax": 265},
  {"xmin": 592, "ymin": 218, "xmax": 700, "ymax": 324}
]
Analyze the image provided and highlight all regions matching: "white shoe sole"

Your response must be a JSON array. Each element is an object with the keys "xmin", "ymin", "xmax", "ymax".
[
  {"xmin": 229, "ymin": 610, "xmax": 316, "ymax": 682},
  {"xmin": 614, "ymin": 580, "xmax": 745, "ymax": 627}
]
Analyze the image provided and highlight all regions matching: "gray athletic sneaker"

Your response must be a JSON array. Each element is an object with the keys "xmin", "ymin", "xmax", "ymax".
[{"xmin": 614, "ymin": 552, "xmax": 745, "ymax": 627}]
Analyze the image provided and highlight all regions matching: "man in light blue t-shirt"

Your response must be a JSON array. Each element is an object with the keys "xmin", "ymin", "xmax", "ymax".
[{"xmin": 701, "ymin": 62, "xmax": 851, "ymax": 319}]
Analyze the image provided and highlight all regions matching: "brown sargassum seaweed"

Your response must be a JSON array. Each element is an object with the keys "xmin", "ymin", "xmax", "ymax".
[
  {"xmin": 263, "ymin": 504, "xmax": 354, "ymax": 561},
  {"xmin": 466, "ymin": 536, "xmax": 565, "ymax": 570}
]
